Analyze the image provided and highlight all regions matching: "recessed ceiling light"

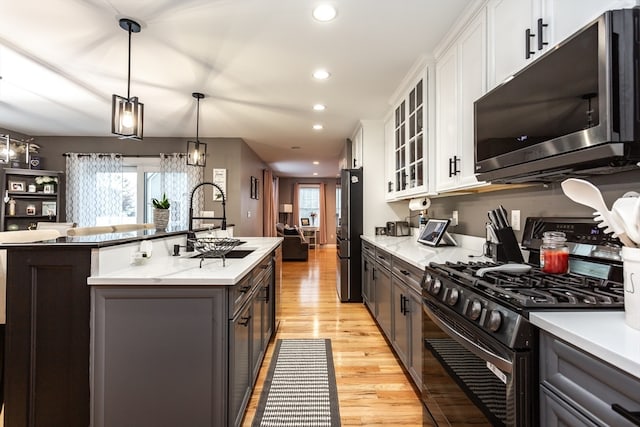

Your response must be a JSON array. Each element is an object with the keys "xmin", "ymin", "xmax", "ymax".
[
  {"xmin": 313, "ymin": 69, "xmax": 331, "ymax": 80},
  {"xmin": 313, "ymin": 161, "xmax": 320, "ymax": 165},
  {"xmin": 313, "ymin": 4, "xmax": 337, "ymax": 22},
  {"xmin": 313, "ymin": 104, "xmax": 326, "ymax": 111},
  {"xmin": 313, "ymin": 124, "xmax": 323, "ymax": 130},
  {"xmin": 313, "ymin": 172, "xmax": 319, "ymax": 176}
]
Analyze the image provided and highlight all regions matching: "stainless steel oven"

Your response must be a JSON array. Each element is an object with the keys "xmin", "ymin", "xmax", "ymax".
[{"xmin": 421, "ymin": 278, "xmax": 536, "ymax": 426}]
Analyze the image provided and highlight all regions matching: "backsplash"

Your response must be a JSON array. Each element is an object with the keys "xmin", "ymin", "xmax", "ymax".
[{"xmin": 418, "ymin": 168, "xmax": 640, "ymax": 240}]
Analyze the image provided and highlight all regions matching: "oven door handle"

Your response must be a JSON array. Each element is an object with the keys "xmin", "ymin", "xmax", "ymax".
[{"xmin": 423, "ymin": 303, "xmax": 513, "ymax": 374}]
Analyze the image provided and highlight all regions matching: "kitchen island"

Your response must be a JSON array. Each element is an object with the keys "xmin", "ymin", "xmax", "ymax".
[{"xmin": 2, "ymin": 230, "xmax": 281, "ymax": 427}]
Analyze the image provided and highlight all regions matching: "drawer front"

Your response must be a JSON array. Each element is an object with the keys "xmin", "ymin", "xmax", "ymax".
[
  {"xmin": 391, "ymin": 257, "xmax": 423, "ymax": 293},
  {"xmin": 374, "ymin": 248, "xmax": 392, "ymax": 270},
  {"xmin": 540, "ymin": 332, "xmax": 640, "ymax": 427},
  {"xmin": 362, "ymin": 240, "xmax": 375, "ymax": 258},
  {"xmin": 229, "ymin": 274, "xmax": 253, "ymax": 318}
]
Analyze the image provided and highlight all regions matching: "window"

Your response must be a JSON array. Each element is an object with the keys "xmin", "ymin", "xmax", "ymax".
[{"xmin": 298, "ymin": 184, "xmax": 320, "ymax": 226}]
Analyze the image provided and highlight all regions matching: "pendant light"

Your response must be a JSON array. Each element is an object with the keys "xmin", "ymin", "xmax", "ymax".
[
  {"xmin": 111, "ymin": 18, "xmax": 144, "ymax": 140},
  {"xmin": 187, "ymin": 92, "xmax": 207, "ymax": 167}
]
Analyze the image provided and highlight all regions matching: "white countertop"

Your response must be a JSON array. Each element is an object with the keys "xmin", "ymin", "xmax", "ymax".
[
  {"xmin": 361, "ymin": 233, "xmax": 489, "ymax": 268},
  {"xmin": 87, "ymin": 237, "xmax": 282, "ymax": 286},
  {"xmin": 362, "ymin": 233, "xmax": 640, "ymax": 380},
  {"xmin": 530, "ymin": 311, "xmax": 640, "ymax": 379}
]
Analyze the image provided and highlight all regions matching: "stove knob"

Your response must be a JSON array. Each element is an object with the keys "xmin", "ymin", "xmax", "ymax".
[
  {"xmin": 468, "ymin": 299, "xmax": 482, "ymax": 321},
  {"xmin": 431, "ymin": 278, "xmax": 442, "ymax": 296},
  {"xmin": 486, "ymin": 310, "xmax": 502, "ymax": 332},
  {"xmin": 446, "ymin": 288, "xmax": 459, "ymax": 306},
  {"xmin": 423, "ymin": 273, "xmax": 433, "ymax": 288}
]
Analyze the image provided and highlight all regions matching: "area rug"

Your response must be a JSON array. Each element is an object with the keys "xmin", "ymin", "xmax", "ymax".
[{"xmin": 252, "ymin": 338, "xmax": 341, "ymax": 426}]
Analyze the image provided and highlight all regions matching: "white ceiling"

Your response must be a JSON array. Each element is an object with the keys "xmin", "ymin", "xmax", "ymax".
[{"xmin": 0, "ymin": 0, "xmax": 470, "ymax": 177}]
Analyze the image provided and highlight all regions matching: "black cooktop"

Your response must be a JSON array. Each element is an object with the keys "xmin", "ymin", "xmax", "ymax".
[{"xmin": 427, "ymin": 261, "xmax": 624, "ymax": 310}]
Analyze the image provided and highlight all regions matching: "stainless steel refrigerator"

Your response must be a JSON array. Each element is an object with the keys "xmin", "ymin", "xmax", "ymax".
[{"xmin": 336, "ymin": 168, "xmax": 363, "ymax": 302}]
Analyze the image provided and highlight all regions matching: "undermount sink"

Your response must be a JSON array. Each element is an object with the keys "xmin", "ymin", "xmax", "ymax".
[{"xmin": 190, "ymin": 249, "xmax": 255, "ymax": 259}]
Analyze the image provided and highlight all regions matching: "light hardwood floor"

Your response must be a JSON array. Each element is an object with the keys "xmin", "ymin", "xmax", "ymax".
[{"xmin": 241, "ymin": 247, "xmax": 426, "ymax": 426}]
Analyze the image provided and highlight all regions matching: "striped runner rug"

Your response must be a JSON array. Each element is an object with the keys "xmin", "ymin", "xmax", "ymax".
[{"xmin": 252, "ymin": 339, "xmax": 341, "ymax": 426}]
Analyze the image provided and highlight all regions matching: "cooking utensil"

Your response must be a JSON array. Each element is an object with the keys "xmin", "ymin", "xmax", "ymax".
[
  {"xmin": 475, "ymin": 263, "xmax": 532, "ymax": 277},
  {"xmin": 488, "ymin": 210, "xmax": 501, "ymax": 229},
  {"xmin": 612, "ymin": 196, "xmax": 640, "ymax": 245},
  {"xmin": 561, "ymin": 178, "xmax": 635, "ymax": 247}
]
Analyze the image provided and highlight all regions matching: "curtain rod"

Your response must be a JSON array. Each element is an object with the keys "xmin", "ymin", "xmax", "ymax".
[{"xmin": 63, "ymin": 153, "xmax": 187, "ymax": 158}]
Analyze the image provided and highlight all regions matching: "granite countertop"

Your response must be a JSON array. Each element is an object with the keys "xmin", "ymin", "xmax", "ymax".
[{"xmin": 87, "ymin": 236, "xmax": 282, "ymax": 286}]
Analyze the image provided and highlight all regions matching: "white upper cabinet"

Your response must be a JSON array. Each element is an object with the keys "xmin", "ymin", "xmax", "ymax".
[
  {"xmin": 488, "ymin": 0, "xmax": 639, "ymax": 89},
  {"xmin": 434, "ymin": 7, "xmax": 487, "ymax": 192},
  {"xmin": 351, "ymin": 125, "xmax": 364, "ymax": 169},
  {"xmin": 385, "ymin": 64, "xmax": 431, "ymax": 201}
]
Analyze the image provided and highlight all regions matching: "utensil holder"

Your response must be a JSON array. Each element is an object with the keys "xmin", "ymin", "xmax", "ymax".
[
  {"xmin": 495, "ymin": 227, "xmax": 524, "ymax": 263},
  {"xmin": 621, "ymin": 246, "xmax": 640, "ymax": 330}
]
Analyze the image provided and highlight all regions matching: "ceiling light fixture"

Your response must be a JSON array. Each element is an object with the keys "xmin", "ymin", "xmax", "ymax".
[
  {"xmin": 187, "ymin": 92, "xmax": 207, "ymax": 167},
  {"xmin": 313, "ymin": 161, "xmax": 320, "ymax": 165},
  {"xmin": 313, "ymin": 69, "xmax": 330, "ymax": 80},
  {"xmin": 313, "ymin": 124, "xmax": 323, "ymax": 130},
  {"xmin": 313, "ymin": 104, "xmax": 326, "ymax": 111},
  {"xmin": 112, "ymin": 18, "xmax": 144, "ymax": 140},
  {"xmin": 312, "ymin": 4, "xmax": 337, "ymax": 22}
]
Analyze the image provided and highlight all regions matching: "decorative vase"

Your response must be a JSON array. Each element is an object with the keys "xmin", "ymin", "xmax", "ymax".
[{"xmin": 153, "ymin": 208, "xmax": 170, "ymax": 231}]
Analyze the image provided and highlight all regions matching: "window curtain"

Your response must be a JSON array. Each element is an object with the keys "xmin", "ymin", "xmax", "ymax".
[
  {"xmin": 319, "ymin": 182, "xmax": 327, "ymax": 244},
  {"xmin": 262, "ymin": 169, "xmax": 277, "ymax": 237},
  {"xmin": 293, "ymin": 183, "xmax": 300, "ymax": 227},
  {"xmin": 160, "ymin": 154, "xmax": 203, "ymax": 230},
  {"xmin": 66, "ymin": 153, "xmax": 123, "ymax": 227}
]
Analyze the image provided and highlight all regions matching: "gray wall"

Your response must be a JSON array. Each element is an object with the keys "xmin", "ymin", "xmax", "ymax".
[
  {"xmin": 278, "ymin": 177, "xmax": 339, "ymax": 244},
  {"xmin": 21, "ymin": 134, "xmax": 266, "ymax": 236},
  {"xmin": 415, "ymin": 169, "xmax": 640, "ymax": 241}
]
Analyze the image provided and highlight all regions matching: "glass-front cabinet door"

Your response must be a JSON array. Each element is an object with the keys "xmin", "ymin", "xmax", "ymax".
[{"xmin": 386, "ymin": 67, "xmax": 429, "ymax": 201}]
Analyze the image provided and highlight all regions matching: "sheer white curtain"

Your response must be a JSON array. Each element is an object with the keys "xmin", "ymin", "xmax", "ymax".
[
  {"xmin": 65, "ymin": 153, "xmax": 123, "ymax": 227},
  {"xmin": 160, "ymin": 154, "xmax": 203, "ymax": 229}
]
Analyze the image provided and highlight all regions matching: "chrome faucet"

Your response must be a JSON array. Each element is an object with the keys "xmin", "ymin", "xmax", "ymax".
[{"xmin": 187, "ymin": 181, "xmax": 227, "ymax": 251}]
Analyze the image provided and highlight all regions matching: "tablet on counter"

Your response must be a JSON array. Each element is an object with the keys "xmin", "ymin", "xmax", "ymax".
[{"xmin": 417, "ymin": 219, "xmax": 457, "ymax": 247}]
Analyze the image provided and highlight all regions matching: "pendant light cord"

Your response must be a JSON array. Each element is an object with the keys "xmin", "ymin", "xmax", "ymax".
[
  {"xmin": 196, "ymin": 97, "xmax": 200, "ymax": 141},
  {"xmin": 126, "ymin": 22, "xmax": 132, "ymax": 100}
]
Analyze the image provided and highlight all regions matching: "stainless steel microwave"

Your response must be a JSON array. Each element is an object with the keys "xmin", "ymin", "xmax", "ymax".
[{"xmin": 474, "ymin": 8, "xmax": 640, "ymax": 183}]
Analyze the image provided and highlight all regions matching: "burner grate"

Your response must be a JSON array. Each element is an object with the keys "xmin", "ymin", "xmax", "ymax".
[{"xmin": 429, "ymin": 261, "xmax": 624, "ymax": 308}]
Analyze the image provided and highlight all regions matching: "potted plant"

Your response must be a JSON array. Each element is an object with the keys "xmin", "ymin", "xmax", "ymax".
[{"xmin": 152, "ymin": 193, "xmax": 170, "ymax": 231}]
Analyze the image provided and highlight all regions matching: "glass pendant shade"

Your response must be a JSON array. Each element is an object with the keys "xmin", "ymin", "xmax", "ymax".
[
  {"xmin": 186, "ymin": 92, "xmax": 206, "ymax": 167},
  {"xmin": 112, "ymin": 95, "xmax": 144, "ymax": 139},
  {"xmin": 187, "ymin": 140, "xmax": 207, "ymax": 167},
  {"xmin": 112, "ymin": 18, "xmax": 143, "ymax": 140}
]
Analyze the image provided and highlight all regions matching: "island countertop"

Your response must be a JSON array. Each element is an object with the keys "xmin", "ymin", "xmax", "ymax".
[{"xmin": 87, "ymin": 236, "xmax": 282, "ymax": 286}]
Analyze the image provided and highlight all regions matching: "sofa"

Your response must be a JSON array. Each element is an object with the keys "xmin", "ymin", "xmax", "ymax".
[{"xmin": 276, "ymin": 223, "xmax": 309, "ymax": 261}]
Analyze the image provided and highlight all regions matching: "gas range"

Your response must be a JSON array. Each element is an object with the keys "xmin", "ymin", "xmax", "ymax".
[{"xmin": 422, "ymin": 217, "xmax": 625, "ymax": 350}]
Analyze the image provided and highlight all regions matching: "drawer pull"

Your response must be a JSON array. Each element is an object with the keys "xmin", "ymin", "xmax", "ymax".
[
  {"xmin": 239, "ymin": 285, "xmax": 251, "ymax": 293},
  {"xmin": 400, "ymin": 269, "xmax": 411, "ymax": 276},
  {"xmin": 612, "ymin": 403, "xmax": 640, "ymax": 426},
  {"xmin": 239, "ymin": 316, "xmax": 251, "ymax": 327}
]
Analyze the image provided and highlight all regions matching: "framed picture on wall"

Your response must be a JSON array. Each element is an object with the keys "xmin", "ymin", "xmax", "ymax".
[
  {"xmin": 212, "ymin": 168, "xmax": 226, "ymax": 201},
  {"xmin": 250, "ymin": 176, "xmax": 259, "ymax": 199}
]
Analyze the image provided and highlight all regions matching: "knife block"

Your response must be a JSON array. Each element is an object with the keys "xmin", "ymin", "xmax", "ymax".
[{"xmin": 495, "ymin": 226, "xmax": 524, "ymax": 263}]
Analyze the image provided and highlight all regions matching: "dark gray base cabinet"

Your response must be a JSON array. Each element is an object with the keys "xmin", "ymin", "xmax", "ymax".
[
  {"xmin": 540, "ymin": 331, "xmax": 640, "ymax": 427},
  {"xmin": 4, "ymin": 242, "xmax": 276, "ymax": 427},
  {"xmin": 361, "ymin": 239, "xmax": 423, "ymax": 391}
]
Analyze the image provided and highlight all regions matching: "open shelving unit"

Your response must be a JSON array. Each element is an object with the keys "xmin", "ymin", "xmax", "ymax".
[{"xmin": 0, "ymin": 168, "xmax": 65, "ymax": 231}]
